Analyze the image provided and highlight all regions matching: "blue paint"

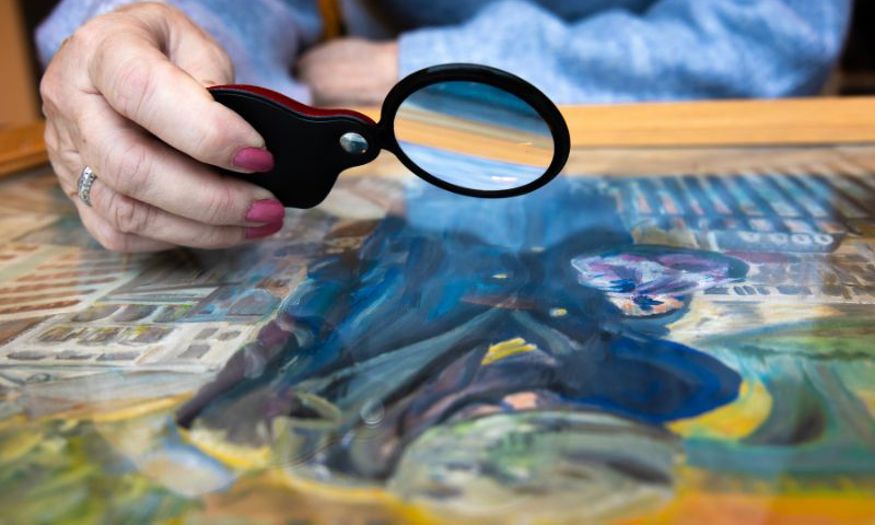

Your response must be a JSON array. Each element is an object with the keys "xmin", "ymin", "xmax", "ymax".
[{"xmin": 185, "ymin": 177, "xmax": 744, "ymax": 480}]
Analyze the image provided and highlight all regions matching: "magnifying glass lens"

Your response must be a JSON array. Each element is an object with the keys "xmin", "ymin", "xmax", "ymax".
[{"xmin": 393, "ymin": 81, "xmax": 556, "ymax": 193}]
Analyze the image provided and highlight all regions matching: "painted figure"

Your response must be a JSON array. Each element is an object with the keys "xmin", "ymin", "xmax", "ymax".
[{"xmin": 180, "ymin": 178, "xmax": 747, "ymax": 520}]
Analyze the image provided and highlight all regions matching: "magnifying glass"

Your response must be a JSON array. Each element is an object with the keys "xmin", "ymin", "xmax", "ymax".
[{"xmin": 209, "ymin": 64, "xmax": 570, "ymax": 208}]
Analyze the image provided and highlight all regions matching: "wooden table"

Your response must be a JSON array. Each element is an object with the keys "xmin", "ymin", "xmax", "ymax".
[
  {"xmin": 0, "ymin": 98, "xmax": 874, "ymax": 525},
  {"xmin": 4, "ymin": 95, "xmax": 875, "ymax": 177}
]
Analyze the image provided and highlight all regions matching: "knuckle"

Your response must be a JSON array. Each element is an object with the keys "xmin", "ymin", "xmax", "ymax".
[
  {"xmin": 127, "ymin": 1, "xmax": 176, "ymax": 20},
  {"xmin": 58, "ymin": 146, "xmax": 82, "ymax": 171},
  {"xmin": 43, "ymin": 125, "xmax": 59, "ymax": 154},
  {"xmin": 72, "ymin": 16, "xmax": 125, "ymax": 66},
  {"xmin": 67, "ymin": 20, "xmax": 101, "ymax": 54},
  {"xmin": 48, "ymin": 156, "xmax": 76, "ymax": 198},
  {"xmin": 219, "ymin": 52, "xmax": 234, "ymax": 78},
  {"xmin": 38, "ymin": 73, "xmax": 58, "ymax": 113},
  {"xmin": 208, "ymin": 45, "xmax": 235, "ymax": 82},
  {"xmin": 191, "ymin": 119, "xmax": 232, "ymax": 159},
  {"xmin": 106, "ymin": 192, "xmax": 154, "ymax": 235},
  {"xmin": 39, "ymin": 64, "xmax": 69, "ymax": 119},
  {"xmin": 40, "ymin": 99, "xmax": 55, "ymax": 121},
  {"xmin": 100, "ymin": 2, "xmax": 173, "ymax": 32},
  {"xmin": 111, "ymin": 54, "xmax": 158, "ymax": 121},
  {"xmin": 93, "ymin": 224, "xmax": 131, "ymax": 253},
  {"xmin": 76, "ymin": 13, "xmax": 114, "ymax": 43},
  {"xmin": 102, "ymin": 140, "xmax": 152, "ymax": 196},
  {"xmin": 200, "ymin": 184, "xmax": 237, "ymax": 224}
]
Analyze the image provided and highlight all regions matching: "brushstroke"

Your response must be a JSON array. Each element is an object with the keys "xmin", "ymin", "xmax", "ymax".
[{"xmin": 183, "ymin": 179, "xmax": 744, "ymax": 520}]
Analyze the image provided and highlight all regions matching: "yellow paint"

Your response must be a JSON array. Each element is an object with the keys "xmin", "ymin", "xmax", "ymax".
[
  {"xmin": 183, "ymin": 427, "xmax": 271, "ymax": 471},
  {"xmin": 186, "ymin": 471, "xmax": 452, "ymax": 525},
  {"xmin": 667, "ymin": 300, "xmax": 840, "ymax": 346},
  {"xmin": 492, "ymin": 273, "xmax": 509, "ymax": 279},
  {"xmin": 617, "ymin": 486, "xmax": 875, "ymax": 525},
  {"xmin": 87, "ymin": 395, "xmax": 190, "ymax": 423},
  {"xmin": 57, "ymin": 419, "xmax": 78, "ymax": 432},
  {"xmin": 12, "ymin": 394, "xmax": 187, "ymax": 426},
  {"xmin": 857, "ymin": 389, "xmax": 875, "ymax": 419},
  {"xmin": 0, "ymin": 414, "xmax": 29, "ymax": 432},
  {"xmin": 271, "ymin": 468, "xmax": 396, "ymax": 504},
  {"xmin": 130, "ymin": 325, "xmax": 156, "ymax": 336},
  {"xmin": 0, "ymin": 429, "xmax": 43, "ymax": 462},
  {"xmin": 40, "ymin": 436, "xmax": 67, "ymax": 454},
  {"xmin": 850, "ymin": 219, "xmax": 875, "ymax": 237},
  {"xmin": 269, "ymin": 469, "xmax": 445, "ymax": 523},
  {"xmin": 669, "ymin": 380, "xmax": 771, "ymax": 440},
  {"xmin": 549, "ymin": 307, "xmax": 568, "ymax": 317},
  {"xmin": 481, "ymin": 337, "xmax": 537, "ymax": 366}
]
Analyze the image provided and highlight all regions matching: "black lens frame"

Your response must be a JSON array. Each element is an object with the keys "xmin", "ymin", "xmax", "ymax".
[{"xmin": 378, "ymin": 63, "xmax": 571, "ymax": 199}]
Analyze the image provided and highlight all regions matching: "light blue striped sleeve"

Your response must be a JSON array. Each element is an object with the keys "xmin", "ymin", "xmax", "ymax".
[
  {"xmin": 398, "ymin": 0, "xmax": 853, "ymax": 104},
  {"xmin": 36, "ymin": 0, "xmax": 322, "ymax": 101}
]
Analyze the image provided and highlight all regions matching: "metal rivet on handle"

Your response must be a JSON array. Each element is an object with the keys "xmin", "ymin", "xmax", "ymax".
[{"xmin": 339, "ymin": 132, "xmax": 369, "ymax": 154}]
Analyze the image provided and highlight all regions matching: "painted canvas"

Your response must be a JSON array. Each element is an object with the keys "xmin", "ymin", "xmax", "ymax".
[{"xmin": 0, "ymin": 160, "xmax": 872, "ymax": 524}]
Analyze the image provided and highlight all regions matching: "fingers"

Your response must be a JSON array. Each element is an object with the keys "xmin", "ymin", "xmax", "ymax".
[
  {"xmin": 296, "ymin": 38, "xmax": 399, "ymax": 106},
  {"xmin": 40, "ymin": 2, "xmax": 286, "ymax": 253},
  {"xmin": 48, "ymin": 113, "xmax": 284, "ymax": 252},
  {"xmin": 87, "ymin": 12, "xmax": 271, "ymax": 172},
  {"xmin": 45, "ymin": 142, "xmax": 171, "ymax": 252},
  {"xmin": 76, "ymin": 94, "xmax": 281, "ymax": 227},
  {"xmin": 85, "ymin": 177, "xmax": 278, "ymax": 249},
  {"xmin": 76, "ymin": 201, "xmax": 177, "ymax": 253},
  {"xmin": 49, "ymin": 141, "xmax": 282, "ymax": 251}
]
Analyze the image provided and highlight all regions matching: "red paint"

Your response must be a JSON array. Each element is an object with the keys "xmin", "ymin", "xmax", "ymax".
[{"xmin": 210, "ymin": 84, "xmax": 376, "ymax": 125}]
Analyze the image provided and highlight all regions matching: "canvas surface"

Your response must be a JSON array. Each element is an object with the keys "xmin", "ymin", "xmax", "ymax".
[{"xmin": 0, "ymin": 162, "xmax": 872, "ymax": 524}]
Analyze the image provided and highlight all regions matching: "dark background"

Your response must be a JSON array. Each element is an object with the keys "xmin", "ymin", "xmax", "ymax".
[{"xmin": 18, "ymin": 0, "xmax": 875, "ymax": 96}]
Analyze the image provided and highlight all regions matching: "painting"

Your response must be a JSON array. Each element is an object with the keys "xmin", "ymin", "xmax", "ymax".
[{"xmin": 0, "ymin": 160, "xmax": 872, "ymax": 525}]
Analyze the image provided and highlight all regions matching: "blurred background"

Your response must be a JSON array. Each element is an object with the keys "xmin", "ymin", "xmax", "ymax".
[{"xmin": 2, "ymin": 0, "xmax": 874, "ymax": 126}]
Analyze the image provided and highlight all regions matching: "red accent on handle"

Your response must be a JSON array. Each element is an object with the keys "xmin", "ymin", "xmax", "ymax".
[{"xmin": 209, "ymin": 84, "xmax": 377, "ymax": 125}]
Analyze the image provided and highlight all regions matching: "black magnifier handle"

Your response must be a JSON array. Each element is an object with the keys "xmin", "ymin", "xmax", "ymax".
[{"xmin": 209, "ymin": 85, "xmax": 381, "ymax": 208}]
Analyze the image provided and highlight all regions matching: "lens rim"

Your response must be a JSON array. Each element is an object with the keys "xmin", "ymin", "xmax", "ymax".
[{"xmin": 378, "ymin": 64, "xmax": 570, "ymax": 198}]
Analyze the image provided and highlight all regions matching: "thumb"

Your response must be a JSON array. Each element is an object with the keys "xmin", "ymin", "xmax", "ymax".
[{"xmin": 163, "ymin": 10, "xmax": 235, "ymax": 86}]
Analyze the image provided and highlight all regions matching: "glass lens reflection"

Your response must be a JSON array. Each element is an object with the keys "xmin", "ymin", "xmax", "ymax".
[{"xmin": 394, "ymin": 81, "xmax": 555, "ymax": 192}]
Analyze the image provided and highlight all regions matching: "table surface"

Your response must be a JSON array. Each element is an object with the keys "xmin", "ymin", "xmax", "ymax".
[{"xmin": 0, "ymin": 99, "xmax": 874, "ymax": 525}]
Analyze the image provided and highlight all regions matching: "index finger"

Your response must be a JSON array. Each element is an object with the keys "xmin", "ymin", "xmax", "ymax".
[{"xmin": 89, "ymin": 33, "xmax": 268, "ymax": 172}]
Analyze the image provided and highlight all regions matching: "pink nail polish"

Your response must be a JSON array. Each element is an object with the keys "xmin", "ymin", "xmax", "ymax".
[
  {"xmin": 246, "ymin": 199, "xmax": 285, "ymax": 223},
  {"xmin": 246, "ymin": 221, "xmax": 283, "ymax": 240},
  {"xmin": 233, "ymin": 147, "xmax": 275, "ymax": 172}
]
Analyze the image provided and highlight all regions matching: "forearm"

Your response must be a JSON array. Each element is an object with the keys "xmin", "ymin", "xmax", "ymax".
[
  {"xmin": 36, "ymin": 0, "xmax": 320, "ymax": 99},
  {"xmin": 398, "ymin": 0, "xmax": 852, "ymax": 104}
]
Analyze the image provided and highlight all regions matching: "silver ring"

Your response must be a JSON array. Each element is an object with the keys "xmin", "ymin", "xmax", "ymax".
[{"xmin": 77, "ymin": 166, "xmax": 96, "ymax": 207}]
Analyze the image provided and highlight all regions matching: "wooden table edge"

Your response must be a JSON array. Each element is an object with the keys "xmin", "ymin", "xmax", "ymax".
[
  {"xmin": 0, "ymin": 121, "xmax": 48, "ymax": 178},
  {"xmin": 3, "ymin": 96, "xmax": 874, "ymax": 178},
  {"xmin": 358, "ymin": 95, "xmax": 875, "ymax": 148}
]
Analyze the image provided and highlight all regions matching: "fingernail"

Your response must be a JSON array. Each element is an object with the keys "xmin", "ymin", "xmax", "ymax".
[
  {"xmin": 233, "ymin": 147, "xmax": 275, "ymax": 172},
  {"xmin": 246, "ymin": 199, "xmax": 285, "ymax": 223},
  {"xmin": 246, "ymin": 221, "xmax": 283, "ymax": 239}
]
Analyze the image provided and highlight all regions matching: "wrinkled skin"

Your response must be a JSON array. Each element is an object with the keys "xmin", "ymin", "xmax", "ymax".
[{"xmin": 41, "ymin": 2, "xmax": 282, "ymax": 251}]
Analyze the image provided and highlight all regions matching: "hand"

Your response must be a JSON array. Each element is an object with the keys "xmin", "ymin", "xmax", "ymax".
[
  {"xmin": 296, "ymin": 38, "xmax": 398, "ymax": 106},
  {"xmin": 41, "ymin": 2, "xmax": 285, "ymax": 253}
]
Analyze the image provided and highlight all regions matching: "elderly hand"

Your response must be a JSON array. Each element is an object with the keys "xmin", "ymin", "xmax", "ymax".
[
  {"xmin": 296, "ymin": 38, "xmax": 398, "ymax": 107},
  {"xmin": 40, "ymin": 2, "xmax": 285, "ymax": 253}
]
